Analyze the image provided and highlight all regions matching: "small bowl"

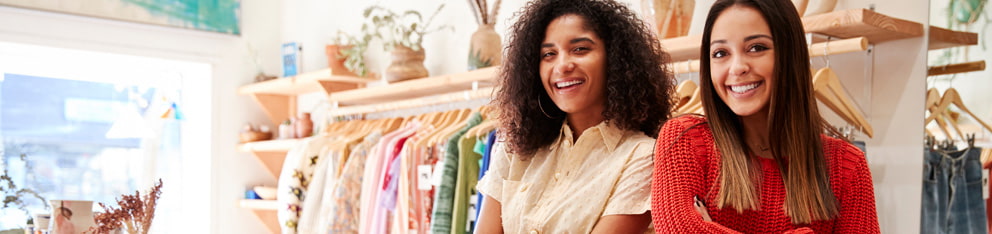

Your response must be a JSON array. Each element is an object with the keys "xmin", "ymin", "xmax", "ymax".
[{"xmin": 253, "ymin": 186, "xmax": 277, "ymax": 200}]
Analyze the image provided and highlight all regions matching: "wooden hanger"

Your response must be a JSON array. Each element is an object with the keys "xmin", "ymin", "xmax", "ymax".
[
  {"xmin": 675, "ymin": 80, "xmax": 697, "ymax": 109},
  {"xmin": 812, "ymin": 67, "xmax": 874, "ymax": 138},
  {"xmin": 676, "ymin": 88, "xmax": 702, "ymax": 114},
  {"xmin": 926, "ymin": 88, "xmax": 956, "ymax": 140},
  {"xmin": 934, "ymin": 88, "xmax": 992, "ymax": 135}
]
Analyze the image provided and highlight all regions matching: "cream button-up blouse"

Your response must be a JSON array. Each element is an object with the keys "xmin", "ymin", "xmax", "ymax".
[{"xmin": 476, "ymin": 121, "xmax": 654, "ymax": 233}]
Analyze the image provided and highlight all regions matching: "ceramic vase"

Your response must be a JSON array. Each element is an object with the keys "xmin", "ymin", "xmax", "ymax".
[
  {"xmin": 384, "ymin": 45, "xmax": 429, "ymax": 83},
  {"xmin": 468, "ymin": 24, "xmax": 502, "ymax": 70},
  {"xmin": 295, "ymin": 112, "xmax": 313, "ymax": 138},
  {"xmin": 641, "ymin": 0, "xmax": 694, "ymax": 39},
  {"xmin": 49, "ymin": 200, "xmax": 95, "ymax": 234}
]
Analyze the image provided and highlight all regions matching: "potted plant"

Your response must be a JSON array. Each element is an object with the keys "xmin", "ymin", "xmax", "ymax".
[
  {"xmin": 327, "ymin": 31, "xmax": 372, "ymax": 78},
  {"xmin": 362, "ymin": 4, "xmax": 453, "ymax": 82}
]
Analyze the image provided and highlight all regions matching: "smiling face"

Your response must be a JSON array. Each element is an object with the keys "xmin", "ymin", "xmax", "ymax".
[
  {"xmin": 539, "ymin": 14, "xmax": 607, "ymax": 120},
  {"xmin": 709, "ymin": 6, "xmax": 775, "ymax": 117}
]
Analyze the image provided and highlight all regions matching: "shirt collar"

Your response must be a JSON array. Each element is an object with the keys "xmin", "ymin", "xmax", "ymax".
[{"xmin": 554, "ymin": 120, "xmax": 625, "ymax": 153}]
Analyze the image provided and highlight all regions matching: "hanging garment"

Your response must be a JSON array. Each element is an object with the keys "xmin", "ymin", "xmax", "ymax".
[
  {"xmin": 367, "ymin": 122, "xmax": 421, "ymax": 234},
  {"xmin": 474, "ymin": 130, "xmax": 497, "ymax": 226},
  {"xmin": 326, "ymin": 131, "xmax": 382, "ymax": 234},
  {"xmin": 450, "ymin": 128, "xmax": 485, "ymax": 234},
  {"xmin": 276, "ymin": 136, "xmax": 333, "ymax": 234},
  {"xmin": 431, "ymin": 112, "xmax": 483, "ymax": 234},
  {"xmin": 360, "ymin": 123, "xmax": 419, "ymax": 234},
  {"xmin": 921, "ymin": 147, "xmax": 987, "ymax": 234}
]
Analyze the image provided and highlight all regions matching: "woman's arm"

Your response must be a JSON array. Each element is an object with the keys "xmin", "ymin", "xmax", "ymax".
[
  {"xmin": 590, "ymin": 212, "xmax": 652, "ymax": 233},
  {"xmin": 651, "ymin": 118, "xmax": 740, "ymax": 233},
  {"xmin": 474, "ymin": 195, "xmax": 504, "ymax": 234},
  {"xmin": 831, "ymin": 143, "xmax": 880, "ymax": 233}
]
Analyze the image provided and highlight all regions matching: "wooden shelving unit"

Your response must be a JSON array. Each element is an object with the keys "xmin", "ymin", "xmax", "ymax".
[
  {"xmin": 237, "ymin": 139, "xmax": 302, "ymax": 177},
  {"xmin": 239, "ymin": 199, "xmax": 280, "ymax": 233},
  {"xmin": 928, "ymin": 26, "xmax": 978, "ymax": 50},
  {"xmin": 329, "ymin": 66, "xmax": 497, "ymax": 106},
  {"xmin": 662, "ymin": 8, "xmax": 924, "ymax": 61},
  {"xmin": 238, "ymin": 69, "xmax": 375, "ymax": 125}
]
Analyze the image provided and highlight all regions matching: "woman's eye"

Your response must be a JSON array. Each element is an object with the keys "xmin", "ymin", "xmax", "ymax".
[
  {"xmin": 572, "ymin": 47, "xmax": 589, "ymax": 53},
  {"xmin": 712, "ymin": 50, "xmax": 728, "ymax": 58},
  {"xmin": 542, "ymin": 51, "xmax": 556, "ymax": 58},
  {"xmin": 748, "ymin": 44, "xmax": 770, "ymax": 52}
]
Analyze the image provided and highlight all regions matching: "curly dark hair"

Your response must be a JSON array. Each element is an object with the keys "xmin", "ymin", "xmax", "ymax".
[{"xmin": 494, "ymin": 0, "xmax": 675, "ymax": 157}]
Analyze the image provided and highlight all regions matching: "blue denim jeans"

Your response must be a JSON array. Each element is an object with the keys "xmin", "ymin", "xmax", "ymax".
[{"xmin": 921, "ymin": 147, "xmax": 988, "ymax": 234}]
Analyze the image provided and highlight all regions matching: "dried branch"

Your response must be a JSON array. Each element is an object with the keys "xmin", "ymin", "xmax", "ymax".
[{"xmin": 87, "ymin": 179, "xmax": 163, "ymax": 234}]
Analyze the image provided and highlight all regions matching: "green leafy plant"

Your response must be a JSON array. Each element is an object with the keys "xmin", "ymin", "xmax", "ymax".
[
  {"xmin": 362, "ymin": 4, "xmax": 454, "ymax": 51},
  {"xmin": 331, "ymin": 31, "xmax": 372, "ymax": 77}
]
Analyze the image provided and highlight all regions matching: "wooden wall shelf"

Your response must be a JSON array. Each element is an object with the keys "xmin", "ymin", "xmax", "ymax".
[
  {"xmin": 329, "ymin": 67, "xmax": 497, "ymax": 106},
  {"xmin": 663, "ymin": 9, "xmax": 923, "ymax": 62},
  {"xmin": 238, "ymin": 139, "xmax": 302, "ymax": 177},
  {"xmin": 928, "ymin": 26, "xmax": 978, "ymax": 50},
  {"xmin": 238, "ymin": 69, "xmax": 374, "ymax": 125},
  {"xmin": 239, "ymin": 199, "xmax": 280, "ymax": 233}
]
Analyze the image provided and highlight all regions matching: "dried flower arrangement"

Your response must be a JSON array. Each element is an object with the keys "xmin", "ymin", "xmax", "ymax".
[
  {"xmin": 88, "ymin": 179, "xmax": 163, "ymax": 234},
  {"xmin": 468, "ymin": 0, "xmax": 502, "ymax": 26}
]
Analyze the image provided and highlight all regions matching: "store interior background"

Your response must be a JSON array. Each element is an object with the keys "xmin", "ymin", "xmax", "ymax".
[{"xmin": 2, "ymin": 0, "xmax": 985, "ymax": 233}]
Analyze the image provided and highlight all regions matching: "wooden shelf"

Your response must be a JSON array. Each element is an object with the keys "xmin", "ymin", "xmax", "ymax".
[
  {"xmin": 929, "ymin": 26, "xmax": 978, "ymax": 50},
  {"xmin": 238, "ymin": 69, "xmax": 375, "ymax": 125},
  {"xmin": 663, "ymin": 9, "xmax": 923, "ymax": 61},
  {"xmin": 803, "ymin": 9, "xmax": 923, "ymax": 43},
  {"xmin": 238, "ymin": 69, "xmax": 373, "ymax": 96},
  {"xmin": 329, "ymin": 67, "xmax": 498, "ymax": 105},
  {"xmin": 239, "ymin": 199, "xmax": 279, "ymax": 233},
  {"xmin": 660, "ymin": 35, "xmax": 703, "ymax": 62},
  {"xmin": 238, "ymin": 139, "xmax": 302, "ymax": 177}
]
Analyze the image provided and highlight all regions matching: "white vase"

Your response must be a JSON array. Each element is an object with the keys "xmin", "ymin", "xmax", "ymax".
[{"xmin": 49, "ymin": 200, "xmax": 96, "ymax": 234}]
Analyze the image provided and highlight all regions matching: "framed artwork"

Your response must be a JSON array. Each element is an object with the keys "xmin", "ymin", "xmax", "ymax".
[{"xmin": 0, "ymin": 0, "xmax": 241, "ymax": 35}]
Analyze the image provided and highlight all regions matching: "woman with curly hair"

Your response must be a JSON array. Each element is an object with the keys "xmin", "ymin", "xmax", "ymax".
[
  {"xmin": 651, "ymin": 0, "xmax": 879, "ymax": 232},
  {"xmin": 474, "ymin": 0, "xmax": 674, "ymax": 233}
]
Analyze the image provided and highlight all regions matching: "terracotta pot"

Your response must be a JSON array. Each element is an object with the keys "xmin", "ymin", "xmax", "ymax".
[
  {"xmin": 385, "ymin": 45, "xmax": 429, "ymax": 83},
  {"xmin": 468, "ymin": 24, "xmax": 502, "ymax": 70},
  {"xmin": 641, "ymin": 0, "xmax": 694, "ymax": 39},
  {"xmin": 325, "ymin": 44, "xmax": 358, "ymax": 76}
]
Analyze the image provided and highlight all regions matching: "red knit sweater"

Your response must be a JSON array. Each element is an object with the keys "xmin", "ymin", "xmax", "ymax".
[{"xmin": 651, "ymin": 116, "xmax": 879, "ymax": 233}]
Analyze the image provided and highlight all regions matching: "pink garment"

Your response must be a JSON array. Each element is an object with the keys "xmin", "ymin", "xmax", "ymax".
[{"xmin": 361, "ymin": 122, "xmax": 421, "ymax": 234}]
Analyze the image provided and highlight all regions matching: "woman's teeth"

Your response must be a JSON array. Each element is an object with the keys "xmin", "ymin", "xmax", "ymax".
[
  {"xmin": 730, "ymin": 82, "xmax": 760, "ymax": 93},
  {"xmin": 556, "ymin": 80, "xmax": 584, "ymax": 89}
]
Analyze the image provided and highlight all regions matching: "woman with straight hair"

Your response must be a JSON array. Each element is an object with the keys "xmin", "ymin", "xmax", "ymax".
[
  {"xmin": 475, "ymin": 0, "xmax": 675, "ymax": 233},
  {"xmin": 650, "ymin": 0, "xmax": 879, "ymax": 232}
]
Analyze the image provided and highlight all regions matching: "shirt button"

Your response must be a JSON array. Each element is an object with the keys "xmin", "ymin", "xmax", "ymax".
[
  {"xmin": 554, "ymin": 172, "xmax": 561, "ymax": 180},
  {"xmin": 530, "ymin": 229, "xmax": 539, "ymax": 234}
]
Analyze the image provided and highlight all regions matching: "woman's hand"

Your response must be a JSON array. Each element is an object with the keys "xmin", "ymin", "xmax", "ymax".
[{"xmin": 694, "ymin": 196, "xmax": 712, "ymax": 222}]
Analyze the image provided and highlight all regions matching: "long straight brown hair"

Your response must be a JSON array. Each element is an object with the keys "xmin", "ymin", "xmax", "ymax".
[{"xmin": 698, "ymin": 0, "xmax": 838, "ymax": 224}]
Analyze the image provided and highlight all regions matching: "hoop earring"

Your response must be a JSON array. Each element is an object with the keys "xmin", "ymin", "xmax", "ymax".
[{"xmin": 538, "ymin": 97, "xmax": 558, "ymax": 119}]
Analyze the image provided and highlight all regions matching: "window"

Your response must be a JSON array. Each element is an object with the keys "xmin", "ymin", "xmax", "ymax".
[{"xmin": 0, "ymin": 41, "xmax": 210, "ymax": 233}]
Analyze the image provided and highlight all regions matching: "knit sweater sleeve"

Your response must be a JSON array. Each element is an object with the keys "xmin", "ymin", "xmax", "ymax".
[
  {"xmin": 826, "ymin": 138, "xmax": 881, "ymax": 233},
  {"xmin": 651, "ymin": 116, "xmax": 740, "ymax": 233}
]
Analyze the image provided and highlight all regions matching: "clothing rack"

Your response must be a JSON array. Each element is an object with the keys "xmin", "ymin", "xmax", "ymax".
[
  {"xmin": 927, "ymin": 61, "xmax": 986, "ymax": 77},
  {"xmin": 671, "ymin": 36, "xmax": 868, "ymax": 74},
  {"xmin": 328, "ymin": 86, "xmax": 493, "ymax": 118}
]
